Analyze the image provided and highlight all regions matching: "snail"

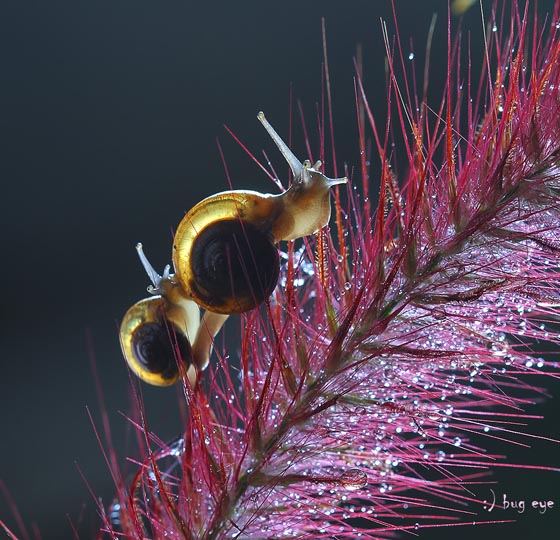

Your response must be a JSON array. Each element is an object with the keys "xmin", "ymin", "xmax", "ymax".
[{"xmin": 120, "ymin": 111, "xmax": 347, "ymax": 386}]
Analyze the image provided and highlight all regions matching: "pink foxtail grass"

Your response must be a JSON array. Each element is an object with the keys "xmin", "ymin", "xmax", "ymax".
[{"xmin": 86, "ymin": 2, "xmax": 560, "ymax": 539}]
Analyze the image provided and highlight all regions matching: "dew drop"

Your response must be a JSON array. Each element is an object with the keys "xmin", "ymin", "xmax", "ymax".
[
  {"xmin": 340, "ymin": 468, "xmax": 368, "ymax": 489},
  {"xmin": 408, "ymin": 52, "xmax": 415, "ymax": 60},
  {"xmin": 427, "ymin": 409, "xmax": 441, "ymax": 421},
  {"xmin": 109, "ymin": 501, "xmax": 121, "ymax": 527}
]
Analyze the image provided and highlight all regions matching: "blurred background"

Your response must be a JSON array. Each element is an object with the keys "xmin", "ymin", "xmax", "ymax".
[{"xmin": 1, "ymin": 0, "xmax": 558, "ymax": 538}]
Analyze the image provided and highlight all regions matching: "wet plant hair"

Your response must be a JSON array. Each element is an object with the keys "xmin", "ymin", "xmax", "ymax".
[{"xmin": 86, "ymin": 2, "xmax": 560, "ymax": 539}]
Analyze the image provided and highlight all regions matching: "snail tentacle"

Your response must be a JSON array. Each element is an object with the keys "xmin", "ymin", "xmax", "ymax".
[{"xmin": 258, "ymin": 111, "xmax": 303, "ymax": 178}]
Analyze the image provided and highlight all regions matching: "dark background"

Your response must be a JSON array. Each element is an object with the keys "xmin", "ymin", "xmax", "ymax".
[{"xmin": 1, "ymin": 1, "xmax": 558, "ymax": 539}]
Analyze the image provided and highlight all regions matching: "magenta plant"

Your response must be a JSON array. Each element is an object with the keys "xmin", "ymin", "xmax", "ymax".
[{"xmin": 94, "ymin": 2, "xmax": 560, "ymax": 539}]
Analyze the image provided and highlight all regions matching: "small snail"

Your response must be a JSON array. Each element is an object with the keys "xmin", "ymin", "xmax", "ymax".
[
  {"xmin": 120, "ymin": 112, "xmax": 347, "ymax": 386},
  {"xmin": 119, "ymin": 244, "xmax": 199, "ymax": 387}
]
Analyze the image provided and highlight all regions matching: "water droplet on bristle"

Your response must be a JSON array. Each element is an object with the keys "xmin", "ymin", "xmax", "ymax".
[{"xmin": 339, "ymin": 468, "xmax": 368, "ymax": 489}]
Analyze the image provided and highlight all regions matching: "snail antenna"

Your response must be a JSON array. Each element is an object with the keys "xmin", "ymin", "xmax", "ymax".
[
  {"xmin": 258, "ymin": 111, "xmax": 303, "ymax": 179},
  {"xmin": 136, "ymin": 243, "xmax": 170, "ymax": 294}
]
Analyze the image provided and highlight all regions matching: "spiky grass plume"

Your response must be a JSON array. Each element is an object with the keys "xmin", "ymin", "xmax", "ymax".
[{"xmin": 98, "ymin": 2, "xmax": 560, "ymax": 539}]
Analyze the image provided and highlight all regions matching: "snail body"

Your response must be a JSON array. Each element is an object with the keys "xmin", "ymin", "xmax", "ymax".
[{"xmin": 120, "ymin": 112, "xmax": 347, "ymax": 386}]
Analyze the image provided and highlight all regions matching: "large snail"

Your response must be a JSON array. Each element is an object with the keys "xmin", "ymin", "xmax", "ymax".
[{"xmin": 119, "ymin": 112, "xmax": 347, "ymax": 386}]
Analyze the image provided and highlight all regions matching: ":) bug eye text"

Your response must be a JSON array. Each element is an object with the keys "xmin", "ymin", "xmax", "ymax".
[{"xmin": 483, "ymin": 490, "xmax": 555, "ymax": 514}]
